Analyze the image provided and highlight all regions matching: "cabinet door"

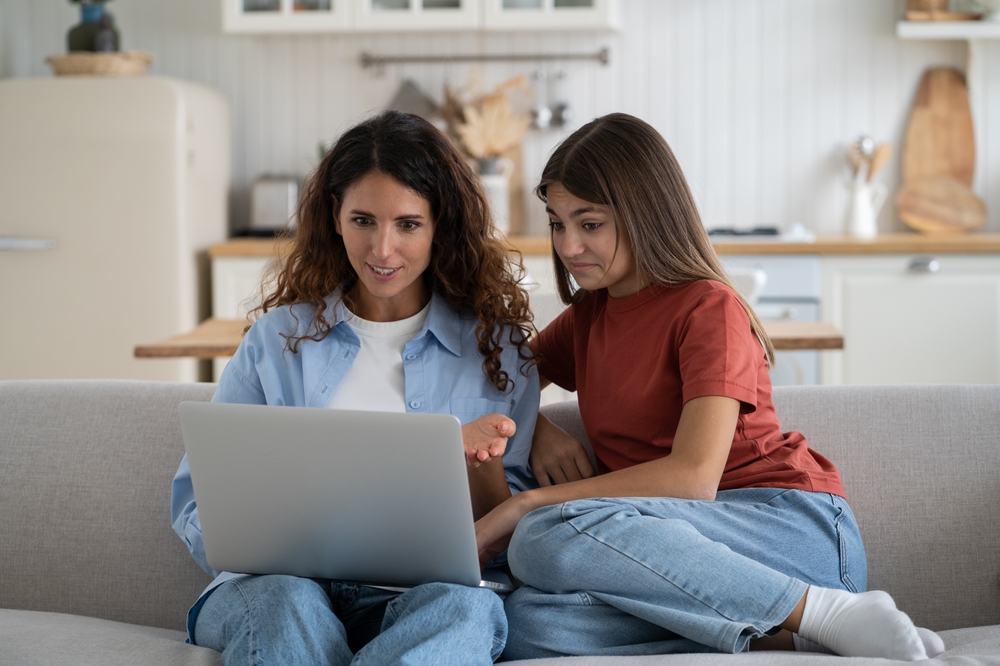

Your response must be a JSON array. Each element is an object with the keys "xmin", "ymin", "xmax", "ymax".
[
  {"xmin": 222, "ymin": 0, "xmax": 350, "ymax": 33},
  {"xmin": 482, "ymin": 0, "xmax": 620, "ymax": 31},
  {"xmin": 353, "ymin": 0, "xmax": 479, "ymax": 31},
  {"xmin": 821, "ymin": 255, "xmax": 1000, "ymax": 384}
]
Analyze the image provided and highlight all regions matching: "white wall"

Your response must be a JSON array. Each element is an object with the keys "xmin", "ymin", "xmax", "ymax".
[{"xmin": 1, "ymin": 0, "xmax": 996, "ymax": 234}]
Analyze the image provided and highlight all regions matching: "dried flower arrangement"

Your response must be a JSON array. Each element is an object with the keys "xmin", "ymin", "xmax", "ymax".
[{"xmin": 443, "ymin": 74, "xmax": 532, "ymax": 159}]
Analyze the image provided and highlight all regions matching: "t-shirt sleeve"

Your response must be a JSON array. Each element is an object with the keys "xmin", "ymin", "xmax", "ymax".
[
  {"xmin": 532, "ymin": 304, "xmax": 578, "ymax": 392},
  {"xmin": 678, "ymin": 287, "xmax": 761, "ymax": 413}
]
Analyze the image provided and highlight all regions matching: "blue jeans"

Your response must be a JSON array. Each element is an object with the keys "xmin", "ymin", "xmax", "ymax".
[
  {"xmin": 194, "ymin": 575, "xmax": 506, "ymax": 666},
  {"xmin": 502, "ymin": 489, "xmax": 866, "ymax": 659}
]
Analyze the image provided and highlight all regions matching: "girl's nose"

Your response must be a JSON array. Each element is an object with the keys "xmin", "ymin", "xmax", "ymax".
[{"xmin": 558, "ymin": 229, "xmax": 585, "ymax": 258}]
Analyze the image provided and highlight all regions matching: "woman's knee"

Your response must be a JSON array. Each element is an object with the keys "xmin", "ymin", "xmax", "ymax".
[{"xmin": 195, "ymin": 575, "xmax": 331, "ymax": 649}]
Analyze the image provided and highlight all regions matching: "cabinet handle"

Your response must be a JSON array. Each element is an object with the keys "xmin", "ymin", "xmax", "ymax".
[
  {"xmin": 908, "ymin": 256, "xmax": 939, "ymax": 273},
  {"xmin": 0, "ymin": 236, "xmax": 57, "ymax": 251}
]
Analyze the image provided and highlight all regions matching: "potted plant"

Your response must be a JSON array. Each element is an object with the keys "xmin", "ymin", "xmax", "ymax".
[{"xmin": 67, "ymin": 0, "xmax": 119, "ymax": 53}]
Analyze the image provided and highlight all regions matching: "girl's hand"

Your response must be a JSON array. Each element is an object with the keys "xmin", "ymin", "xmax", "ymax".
[
  {"xmin": 462, "ymin": 414, "xmax": 515, "ymax": 468},
  {"xmin": 474, "ymin": 492, "xmax": 536, "ymax": 569},
  {"xmin": 530, "ymin": 413, "xmax": 596, "ymax": 486}
]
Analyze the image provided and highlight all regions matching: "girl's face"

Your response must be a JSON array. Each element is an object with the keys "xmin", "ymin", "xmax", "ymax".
[
  {"xmin": 336, "ymin": 171, "xmax": 435, "ymax": 321},
  {"xmin": 545, "ymin": 183, "xmax": 644, "ymax": 298}
]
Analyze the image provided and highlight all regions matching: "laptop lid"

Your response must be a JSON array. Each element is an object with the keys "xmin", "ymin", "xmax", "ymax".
[{"xmin": 178, "ymin": 401, "xmax": 484, "ymax": 589}]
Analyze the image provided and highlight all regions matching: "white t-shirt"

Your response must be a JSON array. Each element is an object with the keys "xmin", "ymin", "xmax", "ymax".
[{"xmin": 325, "ymin": 303, "xmax": 430, "ymax": 412}]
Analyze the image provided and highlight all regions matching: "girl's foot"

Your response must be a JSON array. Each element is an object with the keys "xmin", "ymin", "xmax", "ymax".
[{"xmin": 797, "ymin": 587, "xmax": 940, "ymax": 661}]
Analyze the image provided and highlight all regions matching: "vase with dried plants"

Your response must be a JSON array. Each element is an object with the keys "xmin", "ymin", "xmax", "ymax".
[{"xmin": 444, "ymin": 75, "xmax": 532, "ymax": 235}]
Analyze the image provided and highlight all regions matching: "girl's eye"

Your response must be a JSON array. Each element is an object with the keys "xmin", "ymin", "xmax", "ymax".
[
  {"xmin": 582, "ymin": 221, "xmax": 602, "ymax": 231},
  {"xmin": 548, "ymin": 220, "xmax": 565, "ymax": 232}
]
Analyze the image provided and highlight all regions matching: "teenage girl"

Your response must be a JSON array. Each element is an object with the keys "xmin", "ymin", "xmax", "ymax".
[
  {"xmin": 474, "ymin": 113, "xmax": 944, "ymax": 661},
  {"xmin": 171, "ymin": 110, "xmax": 539, "ymax": 666}
]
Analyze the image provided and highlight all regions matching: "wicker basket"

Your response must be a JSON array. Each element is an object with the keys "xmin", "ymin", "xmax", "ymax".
[{"xmin": 46, "ymin": 51, "xmax": 153, "ymax": 77}]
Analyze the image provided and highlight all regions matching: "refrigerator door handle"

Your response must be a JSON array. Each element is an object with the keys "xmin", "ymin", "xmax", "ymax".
[{"xmin": 0, "ymin": 236, "xmax": 57, "ymax": 250}]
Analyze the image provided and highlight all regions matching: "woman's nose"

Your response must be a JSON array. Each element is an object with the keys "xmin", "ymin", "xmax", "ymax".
[{"xmin": 373, "ymin": 227, "xmax": 394, "ymax": 258}]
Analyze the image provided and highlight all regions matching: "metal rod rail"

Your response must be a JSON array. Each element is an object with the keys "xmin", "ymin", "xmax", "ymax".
[{"xmin": 360, "ymin": 47, "xmax": 609, "ymax": 68}]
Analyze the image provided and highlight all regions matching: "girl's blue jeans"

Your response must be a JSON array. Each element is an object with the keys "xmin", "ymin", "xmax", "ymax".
[
  {"xmin": 194, "ymin": 576, "xmax": 506, "ymax": 666},
  {"xmin": 503, "ymin": 488, "xmax": 866, "ymax": 659}
]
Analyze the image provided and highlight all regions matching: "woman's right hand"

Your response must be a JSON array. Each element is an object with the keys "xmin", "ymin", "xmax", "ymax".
[
  {"xmin": 462, "ymin": 413, "xmax": 515, "ymax": 468},
  {"xmin": 530, "ymin": 413, "xmax": 596, "ymax": 487}
]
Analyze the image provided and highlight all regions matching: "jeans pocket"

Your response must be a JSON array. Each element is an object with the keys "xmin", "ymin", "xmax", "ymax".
[{"xmin": 832, "ymin": 496, "xmax": 867, "ymax": 593}]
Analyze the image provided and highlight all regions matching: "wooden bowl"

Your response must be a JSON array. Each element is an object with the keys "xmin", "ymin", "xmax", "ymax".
[
  {"xmin": 46, "ymin": 51, "xmax": 153, "ymax": 77},
  {"xmin": 896, "ymin": 176, "xmax": 987, "ymax": 234}
]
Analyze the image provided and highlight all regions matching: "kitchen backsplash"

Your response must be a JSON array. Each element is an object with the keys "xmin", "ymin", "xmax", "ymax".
[{"xmin": 1, "ymin": 0, "xmax": 996, "ymax": 235}]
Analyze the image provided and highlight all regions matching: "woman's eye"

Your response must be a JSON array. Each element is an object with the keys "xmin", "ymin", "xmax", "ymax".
[
  {"xmin": 399, "ymin": 220, "xmax": 420, "ymax": 231},
  {"xmin": 352, "ymin": 216, "xmax": 373, "ymax": 226}
]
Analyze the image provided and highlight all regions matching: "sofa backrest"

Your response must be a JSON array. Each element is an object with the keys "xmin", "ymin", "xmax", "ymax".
[
  {"xmin": 0, "ymin": 380, "xmax": 217, "ymax": 632},
  {"xmin": 541, "ymin": 384, "xmax": 1000, "ymax": 632}
]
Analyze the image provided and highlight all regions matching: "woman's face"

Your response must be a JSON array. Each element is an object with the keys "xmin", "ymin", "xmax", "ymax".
[
  {"xmin": 336, "ymin": 171, "xmax": 435, "ymax": 321},
  {"xmin": 545, "ymin": 183, "xmax": 643, "ymax": 298}
]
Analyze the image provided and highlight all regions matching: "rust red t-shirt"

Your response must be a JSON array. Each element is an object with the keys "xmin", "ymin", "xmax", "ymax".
[{"xmin": 534, "ymin": 280, "xmax": 845, "ymax": 496}]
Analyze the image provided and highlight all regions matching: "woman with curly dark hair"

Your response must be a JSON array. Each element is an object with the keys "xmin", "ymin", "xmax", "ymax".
[{"xmin": 171, "ymin": 110, "xmax": 539, "ymax": 666}]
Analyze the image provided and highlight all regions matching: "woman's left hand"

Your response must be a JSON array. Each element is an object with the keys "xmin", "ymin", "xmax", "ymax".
[
  {"xmin": 474, "ymin": 492, "xmax": 536, "ymax": 569},
  {"xmin": 462, "ymin": 414, "xmax": 515, "ymax": 468}
]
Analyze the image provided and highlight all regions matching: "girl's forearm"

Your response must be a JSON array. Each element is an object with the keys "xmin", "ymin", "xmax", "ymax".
[{"xmin": 516, "ymin": 453, "xmax": 722, "ymax": 516}]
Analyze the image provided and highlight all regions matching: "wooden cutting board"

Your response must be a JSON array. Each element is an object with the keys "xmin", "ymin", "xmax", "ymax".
[{"xmin": 901, "ymin": 68, "xmax": 976, "ymax": 186}]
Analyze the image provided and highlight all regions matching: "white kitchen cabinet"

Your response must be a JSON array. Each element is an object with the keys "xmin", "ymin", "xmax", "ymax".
[
  {"xmin": 821, "ymin": 255, "xmax": 1000, "ymax": 385},
  {"xmin": 223, "ymin": 0, "xmax": 349, "ymax": 33},
  {"xmin": 482, "ymin": 0, "xmax": 620, "ymax": 31},
  {"xmin": 221, "ymin": 0, "xmax": 618, "ymax": 32}
]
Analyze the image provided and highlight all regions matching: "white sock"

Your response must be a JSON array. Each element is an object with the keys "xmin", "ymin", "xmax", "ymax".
[
  {"xmin": 792, "ymin": 632, "xmax": 834, "ymax": 654},
  {"xmin": 797, "ymin": 587, "xmax": 927, "ymax": 661},
  {"xmin": 917, "ymin": 627, "xmax": 945, "ymax": 658}
]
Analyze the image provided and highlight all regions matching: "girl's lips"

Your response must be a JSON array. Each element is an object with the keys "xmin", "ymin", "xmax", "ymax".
[{"xmin": 568, "ymin": 262, "xmax": 599, "ymax": 272}]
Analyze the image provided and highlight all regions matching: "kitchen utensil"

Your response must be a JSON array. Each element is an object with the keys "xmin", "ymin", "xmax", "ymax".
[
  {"xmin": 846, "ymin": 143, "xmax": 865, "ymax": 181},
  {"xmin": 895, "ymin": 176, "xmax": 986, "ymax": 234},
  {"xmin": 867, "ymin": 143, "xmax": 892, "ymax": 182},
  {"xmin": 902, "ymin": 68, "xmax": 975, "ymax": 187},
  {"xmin": 845, "ymin": 181, "xmax": 888, "ymax": 239}
]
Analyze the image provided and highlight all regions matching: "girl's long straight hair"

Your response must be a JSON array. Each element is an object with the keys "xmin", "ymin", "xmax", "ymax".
[{"xmin": 537, "ymin": 112, "xmax": 775, "ymax": 366}]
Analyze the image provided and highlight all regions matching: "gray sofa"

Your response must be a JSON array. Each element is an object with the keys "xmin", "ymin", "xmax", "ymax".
[{"xmin": 1, "ymin": 379, "xmax": 998, "ymax": 665}]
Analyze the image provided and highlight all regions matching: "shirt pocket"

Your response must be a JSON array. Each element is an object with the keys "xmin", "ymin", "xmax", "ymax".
[{"xmin": 448, "ymin": 397, "xmax": 511, "ymax": 425}]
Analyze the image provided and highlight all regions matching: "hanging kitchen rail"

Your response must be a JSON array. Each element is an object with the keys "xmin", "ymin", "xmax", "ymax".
[{"xmin": 359, "ymin": 47, "xmax": 609, "ymax": 69}]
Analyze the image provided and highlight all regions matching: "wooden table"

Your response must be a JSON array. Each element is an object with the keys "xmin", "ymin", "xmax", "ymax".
[{"xmin": 135, "ymin": 318, "xmax": 844, "ymax": 359}]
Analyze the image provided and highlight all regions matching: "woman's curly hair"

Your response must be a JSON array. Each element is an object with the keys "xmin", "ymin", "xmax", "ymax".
[{"xmin": 252, "ymin": 110, "xmax": 535, "ymax": 393}]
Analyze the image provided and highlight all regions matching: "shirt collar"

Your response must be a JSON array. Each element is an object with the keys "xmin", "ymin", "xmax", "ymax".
[{"xmin": 326, "ymin": 290, "xmax": 464, "ymax": 357}]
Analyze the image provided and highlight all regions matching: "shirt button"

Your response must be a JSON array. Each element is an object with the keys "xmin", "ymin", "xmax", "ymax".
[
  {"xmin": 409, "ymin": 400, "xmax": 420, "ymax": 409},
  {"xmin": 405, "ymin": 353, "xmax": 417, "ymax": 361}
]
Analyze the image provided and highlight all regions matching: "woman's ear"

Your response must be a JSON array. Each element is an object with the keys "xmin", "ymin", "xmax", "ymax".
[{"xmin": 332, "ymin": 198, "xmax": 342, "ymax": 236}]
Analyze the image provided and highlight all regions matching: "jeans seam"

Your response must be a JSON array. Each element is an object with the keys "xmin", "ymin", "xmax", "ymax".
[
  {"xmin": 231, "ymin": 579, "xmax": 258, "ymax": 666},
  {"xmin": 832, "ymin": 497, "xmax": 859, "ymax": 593}
]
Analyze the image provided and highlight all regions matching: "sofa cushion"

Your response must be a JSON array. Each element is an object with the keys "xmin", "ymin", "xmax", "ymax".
[
  {"xmin": 771, "ymin": 385, "xmax": 1000, "ymax": 632},
  {"xmin": 0, "ymin": 380, "xmax": 217, "ymax": 632},
  {"xmin": 0, "ymin": 609, "xmax": 221, "ymax": 666}
]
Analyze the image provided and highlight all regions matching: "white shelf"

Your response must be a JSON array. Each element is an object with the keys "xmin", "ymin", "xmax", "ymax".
[{"xmin": 896, "ymin": 20, "xmax": 1000, "ymax": 39}]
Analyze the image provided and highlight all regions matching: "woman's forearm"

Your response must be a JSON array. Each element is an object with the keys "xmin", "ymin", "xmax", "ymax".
[{"xmin": 467, "ymin": 457, "xmax": 513, "ymax": 520}]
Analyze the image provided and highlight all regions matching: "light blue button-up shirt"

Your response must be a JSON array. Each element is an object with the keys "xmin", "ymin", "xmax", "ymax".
[{"xmin": 170, "ymin": 291, "xmax": 539, "ymax": 638}]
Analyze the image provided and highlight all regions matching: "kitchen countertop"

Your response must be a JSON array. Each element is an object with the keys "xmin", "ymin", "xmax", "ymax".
[
  {"xmin": 209, "ymin": 233, "xmax": 1000, "ymax": 258},
  {"xmin": 135, "ymin": 318, "xmax": 844, "ymax": 359}
]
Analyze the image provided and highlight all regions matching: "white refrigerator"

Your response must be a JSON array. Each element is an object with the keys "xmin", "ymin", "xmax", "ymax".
[{"xmin": 0, "ymin": 76, "xmax": 230, "ymax": 382}]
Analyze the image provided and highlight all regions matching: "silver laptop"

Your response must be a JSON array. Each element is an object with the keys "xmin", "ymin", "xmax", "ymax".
[{"xmin": 178, "ymin": 401, "xmax": 513, "ymax": 592}]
